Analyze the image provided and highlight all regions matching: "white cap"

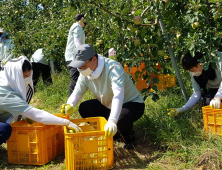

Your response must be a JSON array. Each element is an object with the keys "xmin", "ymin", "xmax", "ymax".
[{"xmin": 0, "ymin": 28, "xmax": 4, "ymax": 33}]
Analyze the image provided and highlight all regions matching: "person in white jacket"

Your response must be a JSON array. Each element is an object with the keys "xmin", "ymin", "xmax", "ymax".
[
  {"xmin": 0, "ymin": 56, "xmax": 82, "ymax": 145},
  {"xmin": 168, "ymin": 51, "xmax": 222, "ymax": 117},
  {"xmin": 30, "ymin": 48, "xmax": 55, "ymax": 89},
  {"xmin": 0, "ymin": 28, "xmax": 14, "ymax": 69},
  {"xmin": 61, "ymin": 44, "xmax": 145, "ymax": 150},
  {"xmin": 65, "ymin": 13, "xmax": 87, "ymax": 97}
]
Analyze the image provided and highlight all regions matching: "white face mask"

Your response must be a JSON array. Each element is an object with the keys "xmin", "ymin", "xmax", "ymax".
[
  {"xmin": 78, "ymin": 67, "xmax": 93, "ymax": 77},
  {"xmin": 191, "ymin": 71, "xmax": 202, "ymax": 76}
]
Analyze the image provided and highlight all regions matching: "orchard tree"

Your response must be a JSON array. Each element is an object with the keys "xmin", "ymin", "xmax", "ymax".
[{"xmin": 1, "ymin": 0, "xmax": 222, "ymax": 100}]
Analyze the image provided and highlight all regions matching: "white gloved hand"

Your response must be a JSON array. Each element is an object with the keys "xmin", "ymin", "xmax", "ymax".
[
  {"xmin": 167, "ymin": 108, "xmax": 185, "ymax": 117},
  {"xmin": 210, "ymin": 98, "xmax": 221, "ymax": 109},
  {"xmin": 104, "ymin": 120, "xmax": 117, "ymax": 138},
  {"xmin": 63, "ymin": 119, "xmax": 82, "ymax": 133}
]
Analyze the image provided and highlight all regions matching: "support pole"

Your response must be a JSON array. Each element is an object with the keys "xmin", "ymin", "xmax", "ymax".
[{"xmin": 158, "ymin": 17, "xmax": 188, "ymax": 101}]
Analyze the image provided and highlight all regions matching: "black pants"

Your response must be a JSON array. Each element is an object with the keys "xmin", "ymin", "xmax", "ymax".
[
  {"xmin": 202, "ymin": 88, "xmax": 219, "ymax": 106},
  {"xmin": 67, "ymin": 61, "xmax": 80, "ymax": 97},
  {"xmin": 0, "ymin": 123, "xmax": 12, "ymax": 145},
  {"xmin": 79, "ymin": 99, "xmax": 145, "ymax": 144},
  {"xmin": 32, "ymin": 62, "xmax": 52, "ymax": 87}
]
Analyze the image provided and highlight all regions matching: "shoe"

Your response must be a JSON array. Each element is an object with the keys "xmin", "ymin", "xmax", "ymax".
[{"xmin": 123, "ymin": 141, "xmax": 137, "ymax": 150}]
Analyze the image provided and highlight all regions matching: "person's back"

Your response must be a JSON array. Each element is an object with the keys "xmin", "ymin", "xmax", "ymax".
[
  {"xmin": 30, "ymin": 48, "xmax": 55, "ymax": 88},
  {"xmin": 65, "ymin": 23, "xmax": 85, "ymax": 62}
]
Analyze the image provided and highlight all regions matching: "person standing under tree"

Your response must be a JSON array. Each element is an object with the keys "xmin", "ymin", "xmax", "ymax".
[{"xmin": 65, "ymin": 13, "xmax": 87, "ymax": 97}]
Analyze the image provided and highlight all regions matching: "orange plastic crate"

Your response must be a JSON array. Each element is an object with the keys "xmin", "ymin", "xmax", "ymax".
[
  {"xmin": 7, "ymin": 114, "xmax": 67, "ymax": 165},
  {"xmin": 202, "ymin": 105, "xmax": 222, "ymax": 135},
  {"xmin": 124, "ymin": 63, "xmax": 175, "ymax": 91},
  {"xmin": 64, "ymin": 117, "xmax": 114, "ymax": 170}
]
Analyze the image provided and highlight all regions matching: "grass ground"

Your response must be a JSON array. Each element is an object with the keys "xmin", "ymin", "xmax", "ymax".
[{"xmin": 1, "ymin": 67, "xmax": 222, "ymax": 170}]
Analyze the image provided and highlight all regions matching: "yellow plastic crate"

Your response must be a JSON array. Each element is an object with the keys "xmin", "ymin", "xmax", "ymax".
[
  {"xmin": 202, "ymin": 105, "xmax": 222, "ymax": 135},
  {"xmin": 7, "ymin": 114, "xmax": 67, "ymax": 165},
  {"xmin": 64, "ymin": 117, "xmax": 114, "ymax": 170}
]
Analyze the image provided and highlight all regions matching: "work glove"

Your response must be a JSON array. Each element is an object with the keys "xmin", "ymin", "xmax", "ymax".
[
  {"xmin": 167, "ymin": 108, "xmax": 185, "ymax": 117},
  {"xmin": 63, "ymin": 119, "xmax": 82, "ymax": 133},
  {"xmin": 104, "ymin": 120, "xmax": 117, "ymax": 138},
  {"xmin": 210, "ymin": 98, "xmax": 221, "ymax": 109},
  {"xmin": 61, "ymin": 104, "xmax": 74, "ymax": 115}
]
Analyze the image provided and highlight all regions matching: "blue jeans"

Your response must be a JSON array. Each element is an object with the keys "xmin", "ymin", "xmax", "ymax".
[{"xmin": 0, "ymin": 122, "xmax": 12, "ymax": 145}]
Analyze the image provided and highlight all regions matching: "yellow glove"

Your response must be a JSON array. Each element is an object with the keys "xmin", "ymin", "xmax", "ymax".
[
  {"xmin": 104, "ymin": 120, "xmax": 117, "ymax": 138},
  {"xmin": 61, "ymin": 104, "xmax": 74, "ymax": 116},
  {"xmin": 167, "ymin": 108, "xmax": 184, "ymax": 117},
  {"xmin": 24, "ymin": 117, "xmax": 35, "ymax": 124}
]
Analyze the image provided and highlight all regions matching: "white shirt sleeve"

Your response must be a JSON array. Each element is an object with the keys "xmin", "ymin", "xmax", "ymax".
[
  {"xmin": 22, "ymin": 108, "xmax": 67, "ymax": 125},
  {"xmin": 215, "ymin": 81, "xmax": 222, "ymax": 99},
  {"xmin": 74, "ymin": 38, "xmax": 81, "ymax": 47},
  {"xmin": 49, "ymin": 60, "xmax": 55, "ymax": 75},
  {"xmin": 108, "ymin": 87, "xmax": 124, "ymax": 123},
  {"xmin": 182, "ymin": 91, "xmax": 201, "ymax": 111},
  {"xmin": 67, "ymin": 93, "xmax": 83, "ymax": 107}
]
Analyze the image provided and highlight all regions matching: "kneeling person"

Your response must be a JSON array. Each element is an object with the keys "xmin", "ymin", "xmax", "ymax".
[
  {"xmin": 62, "ymin": 44, "xmax": 145, "ymax": 150},
  {"xmin": 0, "ymin": 56, "xmax": 82, "ymax": 145},
  {"xmin": 168, "ymin": 51, "xmax": 222, "ymax": 117}
]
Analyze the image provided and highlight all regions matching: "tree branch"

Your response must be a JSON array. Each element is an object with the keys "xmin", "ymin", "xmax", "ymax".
[{"xmin": 141, "ymin": 6, "xmax": 150, "ymax": 17}]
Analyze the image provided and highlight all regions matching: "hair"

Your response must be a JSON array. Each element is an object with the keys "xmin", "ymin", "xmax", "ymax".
[
  {"xmin": 181, "ymin": 52, "xmax": 204, "ymax": 70},
  {"xmin": 89, "ymin": 54, "xmax": 98, "ymax": 61},
  {"xmin": 75, "ymin": 13, "xmax": 85, "ymax": 22},
  {"xmin": 22, "ymin": 60, "xmax": 32, "ymax": 72}
]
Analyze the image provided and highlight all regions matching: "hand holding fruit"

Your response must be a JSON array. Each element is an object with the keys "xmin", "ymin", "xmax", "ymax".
[
  {"xmin": 61, "ymin": 104, "xmax": 74, "ymax": 115},
  {"xmin": 167, "ymin": 108, "xmax": 185, "ymax": 117},
  {"xmin": 63, "ymin": 119, "xmax": 82, "ymax": 132}
]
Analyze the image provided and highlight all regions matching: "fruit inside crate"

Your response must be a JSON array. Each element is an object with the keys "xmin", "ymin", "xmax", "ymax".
[{"xmin": 64, "ymin": 117, "xmax": 114, "ymax": 170}]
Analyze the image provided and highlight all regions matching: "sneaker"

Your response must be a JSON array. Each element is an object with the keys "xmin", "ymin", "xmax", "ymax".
[{"xmin": 123, "ymin": 141, "xmax": 137, "ymax": 150}]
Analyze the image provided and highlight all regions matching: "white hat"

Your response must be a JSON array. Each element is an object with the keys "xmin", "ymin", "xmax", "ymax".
[{"xmin": 0, "ymin": 28, "xmax": 4, "ymax": 33}]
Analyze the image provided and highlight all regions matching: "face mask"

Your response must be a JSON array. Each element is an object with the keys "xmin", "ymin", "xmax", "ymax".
[
  {"xmin": 78, "ymin": 67, "xmax": 93, "ymax": 77},
  {"xmin": 191, "ymin": 71, "xmax": 202, "ymax": 76},
  {"xmin": 83, "ymin": 22, "xmax": 87, "ymax": 27},
  {"xmin": 24, "ymin": 76, "xmax": 32, "ymax": 87}
]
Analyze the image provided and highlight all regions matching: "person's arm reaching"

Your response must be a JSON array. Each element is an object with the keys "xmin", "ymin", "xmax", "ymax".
[
  {"xmin": 67, "ymin": 93, "xmax": 83, "ymax": 107},
  {"xmin": 168, "ymin": 91, "xmax": 201, "ymax": 117},
  {"xmin": 22, "ymin": 108, "xmax": 82, "ymax": 132},
  {"xmin": 104, "ymin": 87, "xmax": 124, "ymax": 138},
  {"xmin": 182, "ymin": 91, "xmax": 201, "ymax": 110}
]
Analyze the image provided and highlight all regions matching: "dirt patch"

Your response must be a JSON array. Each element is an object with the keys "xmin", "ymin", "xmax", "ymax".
[{"xmin": 195, "ymin": 149, "xmax": 222, "ymax": 170}]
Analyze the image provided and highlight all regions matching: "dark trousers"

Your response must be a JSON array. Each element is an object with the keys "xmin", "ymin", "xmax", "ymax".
[
  {"xmin": 202, "ymin": 88, "xmax": 219, "ymax": 106},
  {"xmin": 32, "ymin": 62, "xmax": 52, "ymax": 87},
  {"xmin": 67, "ymin": 61, "xmax": 80, "ymax": 97},
  {"xmin": 0, "ymin": 123, "xmax": 12, "ymax": 145},
  {"xmin": 79, "ymin": 99, "xmax": 145, "ymax": 144}
]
